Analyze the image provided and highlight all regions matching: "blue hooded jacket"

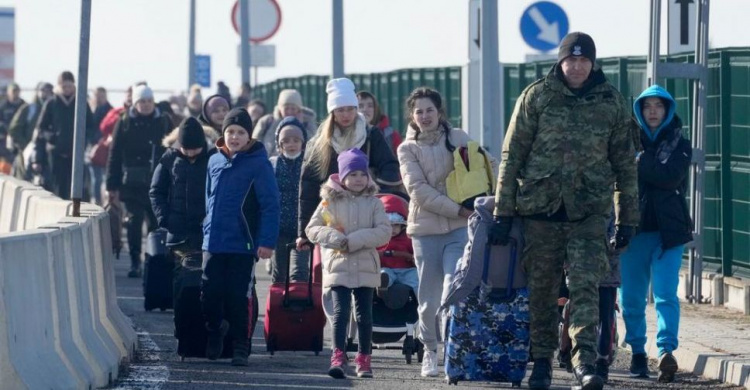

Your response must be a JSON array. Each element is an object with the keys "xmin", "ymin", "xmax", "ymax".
[
  {"xmin": 202, "ymin": 138, "xmax": 280, "ymax": 255},
  {"xmin": 633, "ymin": 84, "xmax": 676, "ymax": 141}
]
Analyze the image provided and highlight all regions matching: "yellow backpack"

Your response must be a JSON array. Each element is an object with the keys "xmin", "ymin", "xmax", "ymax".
[{"xmin": 446, "ymin": 141, "xmax": 495, "ymax": 209}]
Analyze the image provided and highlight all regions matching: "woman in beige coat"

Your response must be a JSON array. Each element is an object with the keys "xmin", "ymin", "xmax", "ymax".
[
  {"xmin": 306, "ymin": 148, "xmax": 391, "ymax": 379},
  {"xmin": 397, "ymin": 87, "xmax": 497, "ymax": 377}
]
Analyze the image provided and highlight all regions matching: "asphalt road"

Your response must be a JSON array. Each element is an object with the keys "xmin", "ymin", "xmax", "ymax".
[{"xmin": 109, "ymin": 252, "xmax": 743, "ymax": 390}]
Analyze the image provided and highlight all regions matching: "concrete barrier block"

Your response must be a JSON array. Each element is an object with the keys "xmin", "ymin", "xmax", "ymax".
[
  {"xmin": 61, "ymin": 220, "xmax": 122, "ymax": 385},
  {"xmin": 85, "ymin": 213, "xmax": 137, "ymax": 359},
  {"xmin": 723, "ymin": 276, "xmax": 750, "ymax": 315},
  {"xmin": 21, "ymin": 196, "xmax": 73, "ymax": 231},
  {"xmin": 0, "ymin": 230, "xmax": 85, "ymax": 389},
  {"xmin": 0, "ymin": 177, "xmax": 48, "ymax": 234}
]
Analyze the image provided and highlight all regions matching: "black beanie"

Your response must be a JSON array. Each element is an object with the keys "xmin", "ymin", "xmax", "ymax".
[
  {"xmin": 558, "ymin": 32, "xmax": 596, "ymax": 64},
  {"xmin": 222, "ymin": 108, "xmax": 253, "ymax": 134},
  {"xmin": 178, "ymin": 117, "xmax": 206, "ymax": 149}
]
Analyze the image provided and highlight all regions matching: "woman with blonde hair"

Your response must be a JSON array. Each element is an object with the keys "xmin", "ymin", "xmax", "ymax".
[{"xmin": 296, "ymin": 78, "xmax": 401, "ymax": 250}]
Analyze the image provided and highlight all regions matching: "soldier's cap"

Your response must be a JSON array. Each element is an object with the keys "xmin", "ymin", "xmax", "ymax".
[{"xmin": 558, "ymin": 32, "xmax": 596, "ymax": 64}]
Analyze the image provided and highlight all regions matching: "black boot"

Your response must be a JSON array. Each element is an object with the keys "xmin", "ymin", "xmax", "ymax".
[
  {"xmin": 657, "ymin": 352, "xmax": 678, "ymax": 383},
  {"xmin": 231, "ymin": 339, "xmax": 249, "ymax": 366},
  {"xmin": 205, "ymin": 320, "xmax": 229, "ymax": 360},
  {"xmin": 528, "ymin": 358, "xmax": 552, "ymax": 390},
  {"xmin": 629, "ymin": 352, "xmax": 650, "ymax": 378},
  {"xmin": 573, "ymin": 364, "xmax": 604, "ymax": 390},
  {"xmin": 594, "ymin": 358, "xmax": 609, "ymax": 383}
]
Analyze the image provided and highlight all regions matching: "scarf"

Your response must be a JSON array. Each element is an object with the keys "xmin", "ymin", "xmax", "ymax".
[{"xmin": 330, "ymin": 113, "xmax": 367, "ymax": 154}]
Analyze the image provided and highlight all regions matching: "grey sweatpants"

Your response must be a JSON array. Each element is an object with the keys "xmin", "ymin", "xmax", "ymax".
[{"xmin": 412, "ymin": 228, "xmax": 468, "ymax": 352}]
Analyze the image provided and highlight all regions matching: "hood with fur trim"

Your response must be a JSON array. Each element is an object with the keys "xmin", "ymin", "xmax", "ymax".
[{"xmin": 320, "ymin": 173, "xmax": 379, "ymax": 201}]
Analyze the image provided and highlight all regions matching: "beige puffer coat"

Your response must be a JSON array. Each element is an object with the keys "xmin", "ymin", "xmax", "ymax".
[
  {"xmin": 397, "ymin": 124, "xmax": 498, "ymax": 237},
  {"xmin": 305, "ymin": 175, "xmax": 391, "ymax": 288}
]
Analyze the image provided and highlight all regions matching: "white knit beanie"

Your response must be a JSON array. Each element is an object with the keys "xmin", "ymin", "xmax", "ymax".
[
  {"xmin": 326, "ymin": 78, "xmax": 358, "ymax": 113},
  {"xmin": 132, "ymin": 84, "xmax": 154, "ymax": 104}
]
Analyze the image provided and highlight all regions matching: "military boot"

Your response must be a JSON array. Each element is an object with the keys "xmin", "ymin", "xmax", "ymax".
[
  {"xmin": 528, "ymin": 358, "xmax": 552, "ymax": 390},
  {"xmin": 573, "ymin": 364, "xmax": 604, "ymax": 390},
  {"xmin": 594, "ymin": 358, "xmax": 609, "ymax": 383}
]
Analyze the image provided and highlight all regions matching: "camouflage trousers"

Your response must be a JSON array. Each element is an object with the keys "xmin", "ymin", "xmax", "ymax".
[{"xmin": 522, "ymin": 215, "xmax": 609, "ymax": 367}]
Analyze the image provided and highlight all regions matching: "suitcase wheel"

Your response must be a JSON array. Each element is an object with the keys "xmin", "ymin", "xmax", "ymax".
[
  {"xmin": 415, "ymin": 339, "xmax": 424, "ymax": 363},
  {"xmin": 512, "ymin": 381, "xmax": 522, "ymax": 388},
  {"xmin": 446, "ymin": 376, "xmax": 458, "ymax": 385},
  {"xmin": 160, "ymin": 307, "xmax": 167, "ymax": 312},
  {"xmin": 314, "ymin": 351, "xmax": 319, "ymax": 356},
  {"xmin": 180, "ymin": 356, "xmax": 185, "ymax": 362}
]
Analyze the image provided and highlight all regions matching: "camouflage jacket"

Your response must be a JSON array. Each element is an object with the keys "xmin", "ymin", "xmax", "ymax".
[{"xmin": 494, "ymin": 66, "xmax": 639, "ymax": 226}]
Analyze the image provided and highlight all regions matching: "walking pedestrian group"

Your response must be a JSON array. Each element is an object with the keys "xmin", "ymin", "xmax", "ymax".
[{"xmin": 1, "ymin": 30, "xmax": 693, "ymax": 390}]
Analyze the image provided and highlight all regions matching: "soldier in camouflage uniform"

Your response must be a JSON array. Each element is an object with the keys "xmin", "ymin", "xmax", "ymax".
[{"xmin": 488, "ymin": 32, "xmax": 639, "ymax": 390}]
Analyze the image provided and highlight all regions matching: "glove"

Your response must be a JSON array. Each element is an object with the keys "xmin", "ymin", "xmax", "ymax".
[
  {"xmin": 611, "ymin": 225, "xmax": 635, "ymax": 249},
  {"xmin": 488, "ymin": 216, "xmax": 513, "ymax": 246}
]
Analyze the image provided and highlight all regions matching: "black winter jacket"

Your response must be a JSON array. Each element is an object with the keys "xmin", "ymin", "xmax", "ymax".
[
  {"xmin": 32, "ymin": 94, "xmax": 96, "ymax": 162},
  {"xmin": 637, "ymin": 116, "xmax": 693, "ymax": 250},
  {"xmin": 106, "ymin": 107, "xmax": 171, "ymax": 202},
  {"xmin": 149, "ymin": 145, "xmax": 215, "ymax": 247},
  {"xmin": 297, "ymin": 126, "xmax": 401, "ymax": 238}
]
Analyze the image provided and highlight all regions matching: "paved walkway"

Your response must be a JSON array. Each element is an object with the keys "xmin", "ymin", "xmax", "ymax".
[{"xmin": 617, "ymin": 301, "xmax": 750, "ymax": 389}]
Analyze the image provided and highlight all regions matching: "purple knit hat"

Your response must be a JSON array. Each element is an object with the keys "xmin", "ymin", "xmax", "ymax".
[{"xmin": 338, "ymin": 148, "xmax": 369, "ymax": 181}]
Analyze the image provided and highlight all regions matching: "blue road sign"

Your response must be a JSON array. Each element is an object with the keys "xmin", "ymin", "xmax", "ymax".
[
  {"xmin": 194, "ymin": 55, "xmax": 211, "ymax": 88},
  {"xmin": 520, "ymin": 1, "xmax": 569, "ymax": 52}
]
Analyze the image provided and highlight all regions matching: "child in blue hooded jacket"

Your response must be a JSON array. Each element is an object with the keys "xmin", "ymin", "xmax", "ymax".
[
  {"xmin": 619, "ymin": 85, "xmax": 692, "ymax": 383},
  {"xmin": 202, "ymin": 108, "xmax": 280, "ymax": 366}
]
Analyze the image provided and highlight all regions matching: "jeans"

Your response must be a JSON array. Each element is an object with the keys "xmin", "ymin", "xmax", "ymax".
[
  {"xmin": 88, "ymin": 164, "xmax": 104, "ymax": 205},
  {"xmin": 619, "ymin": 232, "xmax": 683, "ymax": 356},
  {"xmin": 201, "ymin": 252, "xmax": 255, "ymax": 341},
  {"xmin": 412, "ymin": 228, "xmax": 468, "ymax": 352},
  {"xmin": 381, "ymin": 267, "xmax": 419, "ymax": 293},
  {"xmin": 331, "ymin": 286, "xmax": 373, "ymax": 354},
  {"xmin": 272, "ymin": 234, "xmax": 310, "ymax": 284}
]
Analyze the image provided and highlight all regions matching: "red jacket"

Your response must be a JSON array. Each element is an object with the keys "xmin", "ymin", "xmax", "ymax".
[
  {"xmin": 376, "ymin": 193, "xmax": 413, "ymax": 269},
  {"xmin": 99, "ymin": 106, "xmax": 126, "ymax": 138},
  {"xmin": 375, "ymin": 115, "xmax": 401, "ymax": 157}
]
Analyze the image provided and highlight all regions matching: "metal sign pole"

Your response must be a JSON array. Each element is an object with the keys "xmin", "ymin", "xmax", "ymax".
[
  {"xmin": 689, "ymin": 0, "xmax": 710, "ymax": 303},
  {"xmin": 647, "ymin": 0, "xmax": 662, "ymax": 85},
  {"xmin": 479, "ymin": 0, "xmax": 501, "ymax": 152},
  {"xmin": 332, "ymin": 0, "xmax": 344, "ymax": 78},
  {"xmin": 240, "ymin": 0, "xmax": 251, "ymax": 86},
  {"xmin": 188, "ymin": 0, "xmax": 196, "ymax": 89},
  {"xmin": 70, "ymin": 0, "xmax": 92, "ymax": 216}
]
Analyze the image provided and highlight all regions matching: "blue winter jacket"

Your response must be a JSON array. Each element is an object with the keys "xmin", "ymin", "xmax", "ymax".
[{"xmin": 202, "ymin": 139, "xmax": 281, "ymax": 255}]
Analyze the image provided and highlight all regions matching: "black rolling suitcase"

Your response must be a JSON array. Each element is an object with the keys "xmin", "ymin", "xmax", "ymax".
[
  {"xmin": 174, "ymin": 254, "xmax": 259, "ymax": 360},
  {"xmin": 143, "ymin": 228, "xmax": 174, "ymax": 311}
]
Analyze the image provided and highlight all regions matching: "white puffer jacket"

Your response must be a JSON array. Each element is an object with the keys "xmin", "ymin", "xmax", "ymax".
[
  {"xmin": 305, "ymin": 175, "xmax": 391, "ymax": 288},
  {"xmin": 397, "ymin": 124, "xmax": 498, "ymax": 237}
]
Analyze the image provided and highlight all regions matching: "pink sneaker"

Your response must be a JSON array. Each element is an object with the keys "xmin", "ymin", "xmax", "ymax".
[
  {"xmin": 354, "ymin": 353, "xmax": 373, "ymax": 378},
  {"xmin": 328, "ymin": 348, "xmax": 348, "ymax": 379}
]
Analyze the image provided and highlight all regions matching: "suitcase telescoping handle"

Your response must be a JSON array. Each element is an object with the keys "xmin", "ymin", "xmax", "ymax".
[
  {"xmin": 483, "ymin": 237, "xmax": 518, "ymax": 298},
  {"xmin": 284, "ymin": 242, "xmax": 315, "ymax": 308}
]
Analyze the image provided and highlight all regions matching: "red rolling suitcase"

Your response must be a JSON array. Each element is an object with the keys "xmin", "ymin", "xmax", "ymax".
[{"xmin": 264, "ymin": 243, "xmax": 326, "ymax": 355}]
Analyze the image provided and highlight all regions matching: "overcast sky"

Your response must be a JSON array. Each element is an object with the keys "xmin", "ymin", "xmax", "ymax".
[{"xmin": 1, "ymin": 0, "xmax": 748, "ymax": 103}]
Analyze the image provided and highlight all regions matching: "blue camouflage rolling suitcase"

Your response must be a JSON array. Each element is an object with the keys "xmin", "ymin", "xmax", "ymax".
[{"xmin": 444, "ymin": 238, "xmax": 530, "ymax": 387}]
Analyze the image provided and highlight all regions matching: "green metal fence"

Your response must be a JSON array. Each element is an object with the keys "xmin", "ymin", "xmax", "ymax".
[
  {"xmin": 254, "ymin": 47, "xmax": 749, "ymax": 278},
  {"xmin": 253, "ymin": 67, "xmax": 462, "ymax": 135}
]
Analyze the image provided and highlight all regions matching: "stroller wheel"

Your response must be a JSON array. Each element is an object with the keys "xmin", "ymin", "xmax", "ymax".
[
  {"xmin": 415, "ymin": 339, "xmax": 424, "ymax": 363},
  {"xmin": 403, "ymin": 335, "xmax": 414, "ymax": 364}
]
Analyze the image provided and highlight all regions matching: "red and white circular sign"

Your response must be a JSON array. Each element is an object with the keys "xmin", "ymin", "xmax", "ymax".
[{"xmin": 231, "ymin": 0, "xmax": 282, "ymax": 44}]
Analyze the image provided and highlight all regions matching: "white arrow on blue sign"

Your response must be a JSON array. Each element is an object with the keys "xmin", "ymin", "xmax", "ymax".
[
  {"xmin": 520, "ymin": 1, "xmax": 569, "ymax": 52},
  {"xmin": 194, "ymin": 55, "xmax": 211, "ymax": 88}
]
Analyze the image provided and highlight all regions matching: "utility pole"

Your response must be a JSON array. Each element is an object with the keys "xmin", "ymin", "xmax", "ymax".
[
  {"xmin": 71, "ymin": 0, "xmax": 92, "ymax": 216},
  {"xmin": 188, "ymin": 0, "xmax": 196, "ymax": 89},
  {"xmin": 332, "ymin": 0, "xmax": 344, "ymax": 78},
  {"xmin": 240, "ymin": 0, "xmax": 251, "ymax": 86},
  {"xmin": 480, "ymin": 0, "xmax": 501, "ymax": 152}
]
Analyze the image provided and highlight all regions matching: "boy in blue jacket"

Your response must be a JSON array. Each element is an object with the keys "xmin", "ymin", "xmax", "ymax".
[{"xmin": 202, "ymin": 108, "xmax": 280, "ymax": 366}]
